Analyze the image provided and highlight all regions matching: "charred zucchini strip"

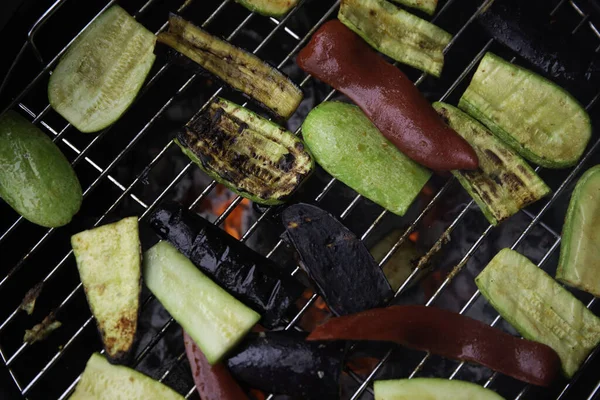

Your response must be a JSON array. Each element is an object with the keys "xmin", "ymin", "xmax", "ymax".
[
  {"xmin": 339, "ymin": 0, "xmax": 451, "ymax": 77},
  {"xmin": 434, "ymin": 102, "xmax": 550, "ymax": 225},
  {"xmin": 388, "ymin": 0, "xmax": 438, "ymax": 15},
  {"xmin": 158, "ymin": 15, "xmax": 303, "ymax": 119},
  {"xmin": 234, "ymin": 0, "xmax": 300, "ymax": 17},
  {"xmin": 176, "ymin": 98, "xmax": 313, "ymax": 205}
]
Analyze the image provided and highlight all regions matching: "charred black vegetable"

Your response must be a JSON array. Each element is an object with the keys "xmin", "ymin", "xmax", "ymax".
[
  {"xmin": 226, "ymin": 331, "xmax": 345, "ymax": 400},
  {"xmin": 150, "ymin": 202, "xmax": 304, "ymax": 328},
  {"xmin": 282, "ymin": 203, "xmax": 393, "ymax": 315}
]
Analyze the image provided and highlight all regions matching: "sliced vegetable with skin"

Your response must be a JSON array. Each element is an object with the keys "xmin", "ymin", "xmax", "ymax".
[
  {"xmin": 339, "ymin": 0, "xmax": 451, "ymax": 77},
  {"xmin": 150, "ymin": 202, "xmax": 304, "ymax": 329},
  {"xmin": 302, "ymin": 102, "xmax": 430, "ymax": 216},
  {"xmin": 176, "ymin": 98, "xmax": 313, "ymax": 205},
  {"xmin": 144, "ymin": 241, "xmax": 260, "ymax": 364},
  {"xmin": 71, "ymin": 217, "xmax": 141, "ymax": 361},
  {"xmin": 388, "ymin": 0, "xmax": 437, "ymax": 15},
  {"xmin": 158, "ymin": 15, "xmax": 302, "ymax": 119},
  {"xmin": 307, "ymin": 305, "xmax": 561, "ymax": 386},
  {"xmin": 70, "ymin": 353, "xmax": 184, "ymax": 399},
  {"xmin": 233, "ymin": 0, "xmax": 299, "ymax": 17},
  {"xmin": 227, "ymin": 332, "xmax": 345, "ymax": 400},
  {"xmin": 374, "ymin": 379, "xmax": 504, "ymax": 400},
  {"xmin": 48, "ymin": 6, "xmax": 156, "ymax": 133},
  {"xmin": 476, "ymin": 248, "xmax": 600, "ymax": 377},
  {"xmin": 0, "ymin": 111, "xmax": 82, "ymax": 227},
  {"xmin": 459, "ymin": 52, "xmax": 591, "ymax": 169},
  {"xmin": 557, "ymin": 165, "xmax": 600, "ymax": 296},
  {"xmin": 282, "ymin": 203, "xmax": 394, "ymax": 315},
  {"xmin": 433, "ymin": 102, "xmax": 550, "ymax": 225},
  {"xmin": 297, "ymin": 20, "xmax": 478, "ymax": 171}
]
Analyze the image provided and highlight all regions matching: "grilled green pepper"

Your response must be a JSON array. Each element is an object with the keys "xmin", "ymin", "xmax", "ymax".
[
  {"xmin": 234, "ymin": 0, "xmax": 299, "ymax": 17},
  {"xmin": 374, "ymin": 379, "xmax": 504, "ymax": 400},
  {"xmin": 388, "ymin": 0, "xmax": 438, "ymax": 15}
]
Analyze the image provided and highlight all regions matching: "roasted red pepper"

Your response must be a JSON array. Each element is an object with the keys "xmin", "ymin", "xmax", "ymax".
[
  {"xmin": 297, "ymin": 20, "xmax": 479, "ymax": 171},
  {"xmin": 183, "ymin": 332, "xmax": 249, "ymax": 400},
  {"xmin": 307, "ymin": 305, "xmax": 560, "ymax": 386}
]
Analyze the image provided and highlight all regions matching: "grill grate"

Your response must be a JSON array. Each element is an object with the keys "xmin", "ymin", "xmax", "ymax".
[{"xmin": 0, "ymin": 0, "xmax": 599, "ymax": 399}]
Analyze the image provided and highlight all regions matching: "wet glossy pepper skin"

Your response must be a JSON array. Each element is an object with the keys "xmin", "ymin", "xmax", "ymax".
[
  {"xmin": 297, "ymin": 20, "xmax": 479, "ymax": 171},
  {"xmin": 307, "ymin": 305, "xmax": 561, "ymax": 387}
]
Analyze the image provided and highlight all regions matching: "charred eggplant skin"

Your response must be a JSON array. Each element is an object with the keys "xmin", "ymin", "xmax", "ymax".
[
  {"xmin": 150, "ymin": 201, "xmax": 304, "ymax": 328},
  {"xmin": 227, "ymin": 332, "xmax": 345, "ymax": 400},
  {"xmin": 282, "ymin": 203, "xmax": 393, "ymax": 315}
]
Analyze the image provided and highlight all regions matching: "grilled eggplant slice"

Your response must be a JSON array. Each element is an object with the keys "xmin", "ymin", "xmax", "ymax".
[
  {"xmin": 150, "ymin": 202, "xmax": 305, "ymax": 329},
  {"xmin": 433, "ymin": 102, "xmax": 550, "ymax": 225},
  {"xmin": 388, "ymin": 0, "xmax": 437, "ymax": 15},
  {"xmin": 71, "ymin": 353, "xmax": 184, "ymax": 399},
  {"xmin": 48, "ymin": 6, "xmax": 156, "ymax": 133},
  {"xmin": 459, "ymin": 53, "xmax": 591, "ymax": 169},
  {"xmin": 176, "ymin": 98, "xmax": 313, "ymax": 205},
  {"xmin": 71, "ymin": 217, "xmax": 141, "ymax": 361},
  {"xmin": 339, "ymin": 0, "xmax": 451, "ymax": 76},
  {"xmin": 282, "ymin": 203, "xmax": 393, "ymax": 315},
  {"xmin": 234, "ymin": 0, "xmax": 299, "ymax": 17},
  {"xmin": 374, "ymin": 379, "xmax": 504, "ymax": 400},
  {"xmin": 227, "ymin": 332, "xmax": 345, "ymax": 400},
  {"xmin": 158, "ymin": 16, "xmax": 303, "ymax": 119}
]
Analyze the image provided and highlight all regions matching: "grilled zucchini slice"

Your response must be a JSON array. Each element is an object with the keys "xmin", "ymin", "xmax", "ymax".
[
  {"xmin": 176, "ymin": 98, "xmax": 313, "ymax": 205},
  {"xmin": 374, "ymin": 379, "xmax": 504, "ymax": 400},
  {"xmin": 234, "ymin": 0, "xmax": 300, "ymax": 17},
  {"xmin": 71, "ymin": 217, "xmax": 141, "ymax": 361},
  {"xmin": 388, "ymin": 0, "xmax": 438, "ymax": 15},
  {"xmin": 48, "ymin": 6, "xmax": 156, "ymax": 133}
]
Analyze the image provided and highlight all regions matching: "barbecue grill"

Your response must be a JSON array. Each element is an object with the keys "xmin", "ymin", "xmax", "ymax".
[{"xmin": 0, "ymin": 0, "xmax": 599, "ymax": 398}]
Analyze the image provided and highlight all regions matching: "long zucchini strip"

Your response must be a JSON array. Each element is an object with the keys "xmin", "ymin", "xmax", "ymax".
[{"xmin": 388, "ymin": 0, "xmax": 438, "ymax": 15}]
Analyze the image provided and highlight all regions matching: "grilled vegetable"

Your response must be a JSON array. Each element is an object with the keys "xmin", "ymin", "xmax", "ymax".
[
  {"xmin": 459, "ymin": 52, "xmax": 591, "ymax": 169},
  {"xmin": 374, "ymin": 379, "xmax": 504, "ymax": 400},
  {"xmin": 176, "ymin": 98, "xmax": 313, "ymax": 205},
  {"xmin": 227, "ymin": 332, "xmax": 345, "ymax": 400},
  {"xmin": 144, "ymin": 241, "xmax": 260, "ymax": 364},
  {"xmin": 48, "ymin": 6, "xmax": 156, "ymax": 133},
  {"xmin": 388, "ymin": 0, "xmax": 437, "ymax": 15},
  {"xmin": 150, "ymin": 202, "xmax": 304, "ymax": 329},
  {"xmin": 158, "ymin": 15, "xmax": 302, "ymax": 119},
  {"xmin": 308, "ymin": 305, "xmax": 560, "ymax": 386},
  {"xmin": 557, "ymin": 165, "xmax": 600, "ymax": 296},
  {"xmin": 339, "ymin": 0, "xmax": 451, "ymax": 76},
  {"xmin": 370, "ymin": 230, "xmax": 421, "ymax": 291},
  {"xmin": 19, "ymin": 283, "xmax": 43, "ymax": 315},
  {"xmin": 23, "ymin": 313, "xmax": 61, "ymax": 345},
  {"xmin": 297, "ymin": 20, "xmax": 478, "ymax": 171},
  {"xmin": 302, "ymin": 102, "xmax": 430, "ymax": 216},
  {"xmin": 433, "ymin": 102, "xmax": 550, "ymax": 225},
  {"xmin": 476, "ymin": 248, "xmax": 600, "ymax": 377},
  {"xmin": 71, "ymin": 353, "xmax": 184, "ymax": 399},
  {"xmin": 0, "ymin": 111, "xmax": 82, "ymax": 227},
  {"xmin": 234, "ymin": 0, "xmax": 299, "ymax": 17},
  {"xmin": 282, "ymin": 203, "xmax": 393, "ymax": 315},
  {"xmin": 71, "ymin": 217, "xmax": 141, "ymax": 361}
]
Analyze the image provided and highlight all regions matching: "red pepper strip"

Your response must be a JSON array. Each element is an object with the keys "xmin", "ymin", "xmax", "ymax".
[
  {"xmin": 297, "ymin": 20, "xmax": 479, "ymax": 172},
  {"xmin": 183, "ymin": 332, "xmax": 249, "ymax": 400},
  {"xmin": 306, "ymin": 305, "xmax": 560, "ymax": 387}
]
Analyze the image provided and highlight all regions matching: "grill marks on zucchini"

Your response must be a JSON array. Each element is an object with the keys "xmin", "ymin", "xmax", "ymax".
[{"xmin": 176, "ymin": 98, "xmax": 313, "ymax": 205}]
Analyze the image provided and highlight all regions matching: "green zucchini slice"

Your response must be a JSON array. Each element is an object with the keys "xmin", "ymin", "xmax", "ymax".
[
  {"xmin": 158, "ymin": 15, "xmax": 303, "ymax": 120},
  {"xmin": 234, "ymin": 0, "xmax": 299, "ymax": 17},
  {"xmin": 176, "ymin": 98, "xmax": 313, "ymax": 205},
  {"xmin": 433, "ymin": 102, "xmax": 550, "ymax": 225},
  {"xmin": 143, "ymin": 241, "xmax": 260, "ymax": 364},
  {"xmin": 476, "ymin": 248, "xmax": 600, "ymax": 377},
  {"xmin": 459, "ymin": 52, "xmax": 591, "ymax": 168},
  {"xmin": 48, "ymin": 6, "xmax": 156, "ymax": 133},
  {"xmin": 71, "ymin": 353, "xmax": 184, "ymax": 399},
  {"xmin": 71, "ymin": 217, "xmax": 141, "ymax": 361},
  {"xmin": 338, "ymin": 0, "xmax": 451, "ymax": 77},
  {"xmin": 388, "ymin": 0, "xmax": 438, "ymax": 15},
  {"xmin": 302, "ymin": 101, "xmax": 431, "ymax": 216},
  {"xmin": 557, "ymin": 165, "xmax": 600, "ymax": 296},
  {"xmin": 374, "ymin": 378, "xmax": 504, "ymax": 400}
]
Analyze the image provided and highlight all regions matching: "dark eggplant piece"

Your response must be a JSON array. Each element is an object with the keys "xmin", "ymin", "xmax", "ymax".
[
  {"xmin": 150, "ymin": 202, "xmax": 305, "ymax": 329},
  {"xmin": 282, "ymin": 203, "xmax": 393, "ymax": 315},
  {"xmin": 226, "ymin": 332, "xmax": 345, "ymax": 400}
]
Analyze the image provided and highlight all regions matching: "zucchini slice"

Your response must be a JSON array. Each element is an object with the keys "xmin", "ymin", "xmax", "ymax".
[
  {"xmin": 71, "ymin": 353, "xmax": 184, "ymax": 399},
  {"xmin": 459, "ymin": 52, "xmax": 591, "ymax": 168},
  {"xmin": 234, "ymin": 0, "xmax": 299, "ymax": 17},
  {"xmin": 374, "ymin": 378, "xmax": 504, "ymax": 400},
  {"xmin": 143, "ymin": 241, "xmax": 260, "ymax": 364},
  {"xmin": 557, "ymin": 165, "xmax": 600, "ymax": 296},
  {"xmin": 176, "ymin": 98, "xmax": 313, "ymax": 205},
  {"xmin": 48, "ymin": 6, "xmax": 156, "ymax": 133},
  {"xmin": 433, "ymin": 102, "xmax": 550, "ymax": 225},
  {"xmin": 338, "ymin": 0, "xmax": 451, "ymax": 77},
  {"xmin": 388, "ymin": 0, "xmax": 438, "ymax": 15},
  {"xmin": 158, "ymin": 15, "xmax": 303, "ymax": 120},
  {"xmin": 71, "ymin": 217, "xmax": 141, "ymax": 361},
  {"xmin": 476, "ymin": 249, "xmax": 600, "ymax": 377}
]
